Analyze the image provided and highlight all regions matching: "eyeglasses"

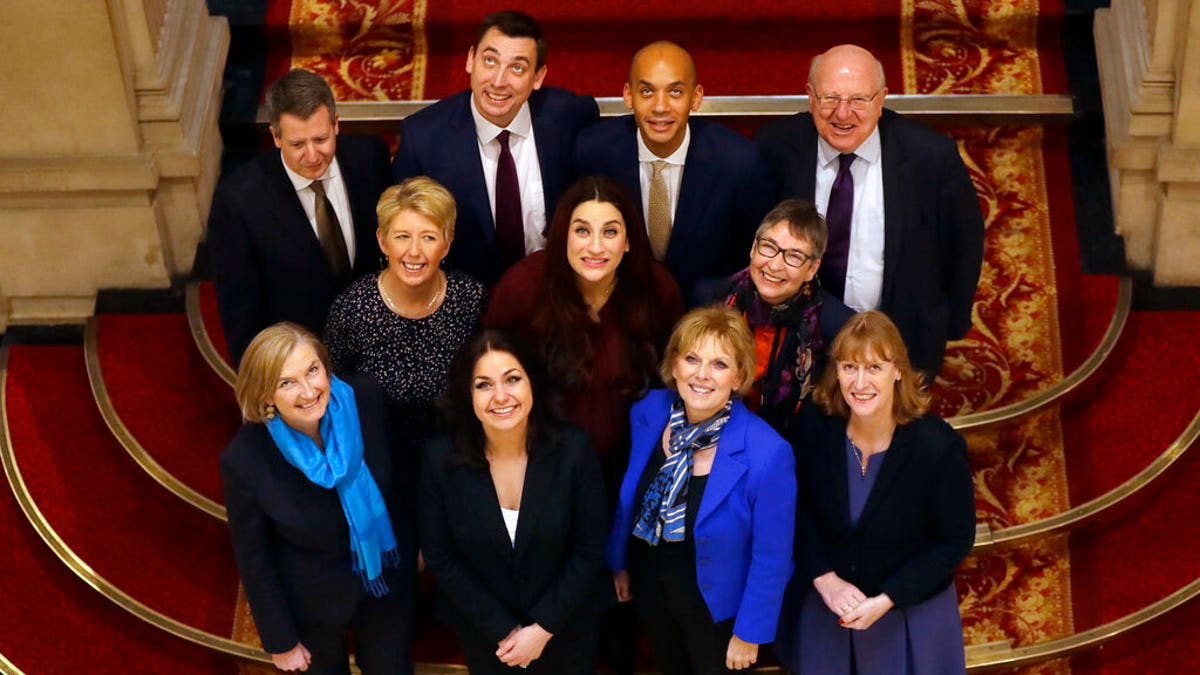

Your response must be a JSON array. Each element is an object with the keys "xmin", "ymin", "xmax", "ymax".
[
  {"xmin": 754, "ymin": 238, "xmax": 817, "ymax": 268},
  {"xmin": 811, "ymin": 88, "xmax": 882, "ymax": 111}
]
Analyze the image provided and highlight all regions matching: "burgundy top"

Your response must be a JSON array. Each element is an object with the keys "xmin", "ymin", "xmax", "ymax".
[{"xmin": 484, "ymin": 250, "xmax": 685, "ymax": 499}]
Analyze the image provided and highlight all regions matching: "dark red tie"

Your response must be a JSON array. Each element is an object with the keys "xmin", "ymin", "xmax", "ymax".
[
  {"xmin": 820, "ymin": 153, "xmax": 856, "ymax": 300},
  {"xmin": 494, "ymin": 130, "xmax": 525, "ymax": 267}
]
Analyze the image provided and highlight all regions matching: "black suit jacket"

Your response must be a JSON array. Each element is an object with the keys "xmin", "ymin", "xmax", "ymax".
[
  {"xmin": 756, "ymin": 109, "xmax": 985, "ymax": 375},
  {"xmin": 787, "ymin": 406, "xmax": 976, "ymax": 609},
  {"xmin": 391, "ymin": 87, "xmax": 599, "ymax": 285},
  {"xmin": 207, "ymin": 135, "xmax": 392, "ymax": 366},
  {"xmin": 419, "ymin": 426, "xmax": 610, "ymax": 645},
  {"xmin": 220, "ymin": 374, "xmax": 408, "ymax": 653},
  {"xmin": 574, "ymin": 116, "xmax": 777, "ymax": 303}
]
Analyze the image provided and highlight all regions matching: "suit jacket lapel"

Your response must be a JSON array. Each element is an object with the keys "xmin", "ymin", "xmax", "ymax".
[
  {"xmin": 460, "ymin": 463, "xmax": 515, "ymax": 558},
  {"xmin": 695, "ymin": 402, "xmax": 749, "ymax": 525},
  {"xmin": 667, "ymin": 122, "xmax": 719, "ymax": 268},
  {"xmin": 826, "ymin": 416, "xmax": 853, "ymax": 533},
  {"xmin": 530, "ymin": 91, "xmax": 560, "ymax": 222},
  {"xmin": 336, "ymin": 144, "xmax": 376, "ymax": 271},
  {"xmin": 451, "ymin": 98, "xmax": 498, "ymax": 253},
  {"xmin": 265, "ymin": 155, "xmax": 337, "ymax": 281},
  {"xmin": 514, "ymin": 453, "xmax": 553, "ymax": 558},
  {"xmin": 616, "ymin": 116, "xmax": 644, "ymax": 204},
  {"xmin": 878, "ymin": 110, "xmax": 907, "ymax": 310},
  {"xmin": 854, "ymin": 421, "xmax": 915, "ymax": 531}
]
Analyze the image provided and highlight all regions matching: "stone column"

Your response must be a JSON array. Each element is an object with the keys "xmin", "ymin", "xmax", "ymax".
[
  {"xmin": 1096, "ymin": 0, "xmax": 1200, "ymax": 285},
  {"xmin": 0, "ymin": 0, "xmax": 227, "ymax": 330}
]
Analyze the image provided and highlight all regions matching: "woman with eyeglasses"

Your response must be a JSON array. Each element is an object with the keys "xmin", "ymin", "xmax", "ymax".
[{"xmin": 715, "ymin": 199, "xmax": 852, "ymax": 434}]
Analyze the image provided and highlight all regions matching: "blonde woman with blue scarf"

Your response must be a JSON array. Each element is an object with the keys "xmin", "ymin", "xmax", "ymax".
[
  {"xmin": 221, "ymin": 323, "xmax": 412, "ymax": 674},
  {"xmin": 608, "ymin": 305, "xmax": 797, "ymax": 674}
]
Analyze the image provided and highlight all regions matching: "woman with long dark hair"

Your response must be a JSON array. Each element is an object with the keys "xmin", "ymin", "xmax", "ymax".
[
  {"xmin": 420, "ymin": 330, "xmax": 610, "ymax": 673},
  {"xmin": 485, "ymin": 175, "xmax": 683, "ymax": 497}
]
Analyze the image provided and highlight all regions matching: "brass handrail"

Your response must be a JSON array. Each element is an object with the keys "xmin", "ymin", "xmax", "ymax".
[
  {"xmin": 83, "ymin": 319, "xmax": 227, "ymax": 521},
  {"xmin": 184, "ymin": 284, "xmax": 235, "ymax": 388},
  {"xmin": 0, "ymin": 652, "xmax": 24, "ymax": 675},
  {"xmin": 949, "ymin": 276, "xmax": 1132, "ymax": 429}
]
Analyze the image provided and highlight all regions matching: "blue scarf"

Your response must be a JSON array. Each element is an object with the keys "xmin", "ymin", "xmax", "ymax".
[
  {"xmin": 632, "ymin": 396, "xmax": 733, "ymax": 545},
  {"xmin": 266, "ymin": 375, "xmax": 399, "ymax": 597}
]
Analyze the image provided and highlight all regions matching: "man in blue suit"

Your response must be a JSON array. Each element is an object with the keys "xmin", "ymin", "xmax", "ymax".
[
  {"xmin": 574, "ymin": 41, "xmax": 777, "ymax": 303},
  {"xmin": 391, "ymin": 11, "xmax": 598, "ymax": 285}
]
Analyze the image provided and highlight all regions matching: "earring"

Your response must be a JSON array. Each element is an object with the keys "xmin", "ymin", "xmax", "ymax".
[{"xmin": 264, "ymin": 403, "xmax": 277, "ymax": 421}]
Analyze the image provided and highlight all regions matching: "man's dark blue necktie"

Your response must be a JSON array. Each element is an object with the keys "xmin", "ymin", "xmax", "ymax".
[
  {"xmin": 494, "ymin": 130, "xmax": 525, "ymax": 268},
  {"xmin": 821, "ymin": 152, "xmax": 856, "ymax": 299}
]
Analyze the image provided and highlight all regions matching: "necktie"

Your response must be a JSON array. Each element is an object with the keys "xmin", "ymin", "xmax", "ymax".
[
  {"xmin": 821, "ymin": 153, "xmax": 856, "ymax": 299},
  {"xmin": 311, "ymin": 179, "xmax": 350, "ymax": 282},
  {"xmin": 647, "ymin": 160, "xmax": 671, "ymax": 261},
  {"xmin": 494, "ymin": 130, "xmax": 525, "ymax": 267}
]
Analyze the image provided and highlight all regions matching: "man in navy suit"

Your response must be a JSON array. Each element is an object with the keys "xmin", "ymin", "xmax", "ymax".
[
  {"xmin": 207, "ymin": 69, "xmax": 391, "ymax": 366},
  {"xmin": 574, "ymin": 41, "xmax": 777, "ymax": 303},
  {"xmin": 756, "ymin": 44, "xmax": 985, "ymax": 377},
  {"xmin": 391, "ymin": 11, "xmax": 598, "ymax": 285}
]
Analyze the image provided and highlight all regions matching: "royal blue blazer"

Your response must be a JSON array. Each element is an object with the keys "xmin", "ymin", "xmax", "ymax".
[{"xmin": 607, "ymin": 389, "xmax": 796, "ymax": 644}]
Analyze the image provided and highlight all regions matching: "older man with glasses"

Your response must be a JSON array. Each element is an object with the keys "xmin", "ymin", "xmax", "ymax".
[{"xmin": 755, "ymin": 44, "xmax": 984, "ymax": 379}]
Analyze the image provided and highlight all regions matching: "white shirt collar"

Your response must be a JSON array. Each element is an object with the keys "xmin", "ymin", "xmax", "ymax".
[
  {"xmin": 817, "ymin": 125, "xmax": 881, "ymax": 167},
  {"xmin": 471, "ymin": 99, "xmax": 534, "ymax": 144},
  {"xmin": 280, "ymin": 153, "xmax": 341, "ymax": 192},
  {"xmin": 636, "ymin": 122, "xmax": 691, "ymax": 165}
]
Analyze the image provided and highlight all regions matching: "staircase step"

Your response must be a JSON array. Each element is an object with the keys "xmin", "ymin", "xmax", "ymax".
[
  {"xmin": 1, "ymin": 346, "xmax": 237, "ymax": 674},
  {"xmin": 5, "ymin": 344, "xmax": 242, "ymax": 638},
  {"xmin": 94, "ymin": 313, "xmax": 239, "ymax": 506}
]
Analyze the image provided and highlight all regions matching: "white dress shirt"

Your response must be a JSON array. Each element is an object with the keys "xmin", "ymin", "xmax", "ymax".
[
  {"xmin": 281, "ymin": 154, "xmax": 357, "ymax": 263},
  {"xmin": 471, "ymin": 101, "xmax": 547, "ymax": 254},
  {"xmin": 814, "ymin": 128, "xmax": 884, "ymax": 312},
  {"xmin": 636, "ymin": 123, "xmax": 691, "ymax": 229}
]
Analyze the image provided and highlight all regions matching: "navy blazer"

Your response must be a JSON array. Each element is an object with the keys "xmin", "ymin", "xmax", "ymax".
[
  {"xmin": 607, "ymin": 390, "xmax": 796, "ymax": 644},
  {"xmin": 575, "ymin": 117, "xmax": 777, "ymax": 304},
  {"xmin": 419, "ymin": 425, "xmax": 610, "ymax": 645},
  {"xmin": 220, "ymin": 373, "xmax": 408, "ymax": 654},
  {"xmin": 755, "ymin": 109, "xmax": 985, "ymax": 376},
  {"xmin": 787, "ymin": 405, "xmax": 976, "ymax": 609},
  {"xmin": 207, "ymin": 135, "xmax": 392, "ymax": 366},
  {"xmin": 391, "ymin": 87, "xmax": 599, "ymax": 285}
]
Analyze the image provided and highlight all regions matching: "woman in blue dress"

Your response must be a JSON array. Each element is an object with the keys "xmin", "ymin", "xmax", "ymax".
[{"xmin": 777, "ymin": 310, "xmax": 976, "ymax": 674}]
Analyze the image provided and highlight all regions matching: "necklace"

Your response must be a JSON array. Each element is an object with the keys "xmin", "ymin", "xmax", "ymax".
[
  {"xmin": 379, "ymin": 271, "xmax": 443, "ymax": 316},
  {"xmin": 847, "ymin": 437, "xmax": 869, "ymax": 477},
  {"xmin": 584, "ymin": 279, "xmax": 617, "ymax": 313}
]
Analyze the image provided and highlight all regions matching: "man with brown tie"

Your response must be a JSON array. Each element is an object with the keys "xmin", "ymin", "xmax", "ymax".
[
  {"xmin": 574, "ymin": 41, "xmax": 776, "ymax": 303},
  {"xmin": 756, "ymin": 44, "xmax": 985, "ymax": 377},
  {"xmin": 207, "ymin": 68, "xmax": 391, "ymax": 366}
]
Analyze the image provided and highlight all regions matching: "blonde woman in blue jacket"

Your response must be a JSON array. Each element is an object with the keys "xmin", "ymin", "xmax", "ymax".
[{"xmin": 608, "ymin": 305, "xmax": 797, "ymax": 674}]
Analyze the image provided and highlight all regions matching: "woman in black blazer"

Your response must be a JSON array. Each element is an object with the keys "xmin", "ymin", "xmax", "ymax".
[
  {"xmin": 776, "ymin": 311, "xmax": 976, "ymax": 675},
  {"xmin": 220, "ymin": 323, "xmax": 412, "ymax": 674},
  {"xmin": 421, "ymin": 329, "xmax": 610, "ymax": 673}
]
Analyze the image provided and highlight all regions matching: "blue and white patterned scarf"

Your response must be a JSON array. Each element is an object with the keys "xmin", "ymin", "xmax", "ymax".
[{"xmin": 632, "ymin": 396, "xmax": 733, "ymax": 545}]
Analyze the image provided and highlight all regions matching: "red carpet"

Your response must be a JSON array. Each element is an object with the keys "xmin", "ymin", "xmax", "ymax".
[
  {"xmin": 264, "ymin": 0, "xmax": 1066, "ymax": 100},
  {"xmin": 199, "ymin": 281, "xmax": 232, "ymax": 366},
  {"xmin": 5, "ymin": 345, "xmax": 241, "ymax": 637},
  {"xmin": 0, "ymin": 397, "xmax": 235, "ymax": 673},
  {"xmin": 96, "ymin": 314, "xmax": 241, "ymax": 503}
]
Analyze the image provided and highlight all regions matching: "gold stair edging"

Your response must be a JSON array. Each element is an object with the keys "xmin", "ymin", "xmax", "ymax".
[
  {"xmin": 974, "ymin": 402, "xmax": 1200, "ymax": 551},
  {"xmin": 185, "ymin": 283, "xmax": 236, "ymax": 388},
  {"xmin": 0, "ymin": 344, "xmax": 271, "ymax": 665},
  {"xmin": 949, "ymin": 276, "xmax": 1132, "ymax": 430},
  {"xmin": 0, "ymin": 652, "xmax": 25, "ymax": 675},
  {"xmin": 964, "ymin": 576, "xmax": 1200, "ymax": 670},
  {"xmin": 83, "ymin": 318, "xmax": 228, "ymax": 522},
  {"xmin": 1, "ymin": 344, "xmax": 485, "ymax": 675}
]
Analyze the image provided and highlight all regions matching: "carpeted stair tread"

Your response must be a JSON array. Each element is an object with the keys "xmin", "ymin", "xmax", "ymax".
[
  {"xmin": 0, "ymin": 450, "xmax": 236, "ymax": 673},
  {"xmin": 96, "ymin": 313, "xmax": 240, "ymax": 504},
  {"xmin": 1061, "ymin": 310, "xmax": 1200, "ymax": 504},
  {"xmin": 6, "ymin": 345, "xmax": 241, "ymax": 638},
  {"xmin": 1069, "ymin": 588, "xmax": 1200, "ymax": 674}
]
